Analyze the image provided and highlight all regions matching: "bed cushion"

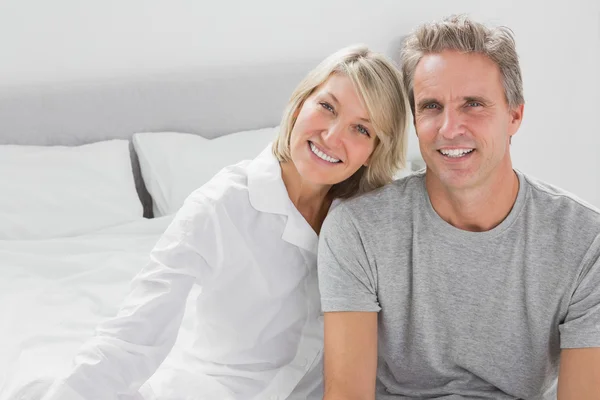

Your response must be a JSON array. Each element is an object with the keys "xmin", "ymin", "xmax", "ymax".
[
  {"xmin": 0, "ymin": 139, "xmax": 143, "ymax": 240},
  {"xmin": 133, "ymin": 127, "xmax": 278, "ymax": 216}
]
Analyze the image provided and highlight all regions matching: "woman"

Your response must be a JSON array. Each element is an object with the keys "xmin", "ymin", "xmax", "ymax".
[{"xmin": 42, "ymin": 44, "xmax": 410, "ymax": 400}]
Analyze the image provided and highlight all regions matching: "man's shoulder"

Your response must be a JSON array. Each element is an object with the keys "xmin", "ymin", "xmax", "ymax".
[
  {"xmin": 521, "ymin": 173, "xmax": 600, "ymax": 214},
  {"xmin": 329, "ymin": 172, "xmax": 424, "ymax": 228},
  {"xmin": 522, "ymin": 172, "xmax": 600, "ymax": 223}
]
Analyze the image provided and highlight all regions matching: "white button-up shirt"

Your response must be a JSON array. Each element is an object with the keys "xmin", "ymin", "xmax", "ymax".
[{"xmin": 42, "ymin": 146, "xmax": 325, "ymax": 400}]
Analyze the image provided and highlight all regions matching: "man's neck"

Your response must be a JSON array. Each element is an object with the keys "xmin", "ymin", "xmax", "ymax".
[{"xmin": 426, "ymin": 165, "xmax": 520, "ymax": 232}]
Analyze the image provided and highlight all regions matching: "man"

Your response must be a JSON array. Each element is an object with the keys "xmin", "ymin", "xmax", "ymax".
[{"xmin": 318, "ymin": 14, "xmax": 600, "ymax": 400}]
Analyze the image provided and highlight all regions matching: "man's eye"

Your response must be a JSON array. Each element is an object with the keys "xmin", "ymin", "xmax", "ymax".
[
  {"xmin": 467, "ymin": 101, "xmax": 482, "ymax": 107},
  {"xmin": 424, "ymin": 103, "xmax": 440, "ymax": 110}
]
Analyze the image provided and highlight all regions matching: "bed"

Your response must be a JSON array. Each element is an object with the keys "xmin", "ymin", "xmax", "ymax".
[{"xmin": 0, "ymin": 58, "xmax": 420, "ymax": 400}]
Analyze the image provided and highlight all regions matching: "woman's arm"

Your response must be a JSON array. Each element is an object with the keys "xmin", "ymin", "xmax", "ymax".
[{"xmin": 42, "ymin": 197, "xmax": 216, "ymax": 400}]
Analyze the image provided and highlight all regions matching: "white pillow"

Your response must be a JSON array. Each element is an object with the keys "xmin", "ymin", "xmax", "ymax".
[
  {"xmin": 0, "ymin": 140, "xmax": 143, "ymax": 240},
  {"xmin": 133, "ymin": 127, "xmax": 278, "ymax": 217}
]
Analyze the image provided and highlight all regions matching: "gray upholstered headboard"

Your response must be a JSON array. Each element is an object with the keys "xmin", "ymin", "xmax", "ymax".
[{"xmin": 0, "ymin": 61, "xmax": 317, "ymax": 217}]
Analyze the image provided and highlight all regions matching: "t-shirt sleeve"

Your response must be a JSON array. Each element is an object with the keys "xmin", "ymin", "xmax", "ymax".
[
  {"xmin": 560, "ymin": 234, "xmax": 600, "ymax": 348},
  {"xmin": 317, "ymin": 204, "xmax": 380, "ymax": 313}
]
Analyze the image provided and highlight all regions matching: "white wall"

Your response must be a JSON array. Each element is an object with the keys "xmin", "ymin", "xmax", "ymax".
[{"xmin": 1, "ymin": 0, "xmax": 599, "ymax": 206}]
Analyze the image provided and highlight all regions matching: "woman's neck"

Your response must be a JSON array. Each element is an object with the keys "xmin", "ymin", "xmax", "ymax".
[{"xmin": 280, "ymin": 161, "xmax": 332, "ymax": 234}]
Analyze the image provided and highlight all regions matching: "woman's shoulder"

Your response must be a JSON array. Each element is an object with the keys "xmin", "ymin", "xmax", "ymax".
[
  {"xmin": 166, "ymin": 160, "xmax": 255, "ymax": 240},
  {"xmin": 186, "ymin": 159, "xmax": 253, "ymax": 210}
]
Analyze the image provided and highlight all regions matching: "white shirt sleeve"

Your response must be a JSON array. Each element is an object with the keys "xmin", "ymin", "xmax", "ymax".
[{"xmin": 42, "ymin": 197, "xmax": 215, "ymax": 400}]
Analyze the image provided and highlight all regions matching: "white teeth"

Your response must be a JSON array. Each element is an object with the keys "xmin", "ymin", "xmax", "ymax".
[
  {"xmin": 310, "ymin": 142, "xmax": 340, "ymax": 163},
  {"xmin": 440, "ymin": 148, "xmax": 474, "ymax": 158}
]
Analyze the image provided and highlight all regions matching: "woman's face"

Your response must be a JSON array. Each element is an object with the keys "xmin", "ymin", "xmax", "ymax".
[{"xmin": 289, "ymin": 73, "xmax": 378, "ymax": 187}]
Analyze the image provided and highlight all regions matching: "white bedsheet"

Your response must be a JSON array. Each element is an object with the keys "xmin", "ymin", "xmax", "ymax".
[{"xmin": 0, "ymin": 216, "xmax": 201, "ymax": 400}]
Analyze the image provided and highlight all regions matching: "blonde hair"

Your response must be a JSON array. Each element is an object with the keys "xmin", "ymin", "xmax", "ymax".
[
  {"xmin": 401, "ymin": 14, "xmax": 525, "ymax": 115},
  {"xmin": 272, "ymin": 45, "xmax": 410, "ymax": 199}
]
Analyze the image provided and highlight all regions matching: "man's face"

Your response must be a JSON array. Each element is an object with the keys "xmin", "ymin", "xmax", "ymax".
[{"xmin": 413, "ymin": 50, "xmax": 523, "ymax": 191}]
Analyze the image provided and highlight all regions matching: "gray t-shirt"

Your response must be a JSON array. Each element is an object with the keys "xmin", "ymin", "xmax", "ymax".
[{"xmin": 318, "ymin": 171, "xmax": 600, "ymax": 399}]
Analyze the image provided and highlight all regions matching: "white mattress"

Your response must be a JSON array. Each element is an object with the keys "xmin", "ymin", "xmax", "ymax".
[{"xmin": 0, "ymin": 217, "xmax": 201, "ymax": 400}]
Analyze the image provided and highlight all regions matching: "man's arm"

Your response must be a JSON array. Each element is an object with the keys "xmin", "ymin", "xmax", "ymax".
[
  {"xmin": 323, "ymin": 312, "xmax": 378, "ymax": 400},
  {"xmin": 317, "ymin": 205, "xmax": 381, "ymax": 400},
  {"xmin": 557, "ymin": 235, "xmax": 600, "ymax": 399},
  {"xmin": 557, "ymin": 348, "xmax": 600, "ymax": 400}
]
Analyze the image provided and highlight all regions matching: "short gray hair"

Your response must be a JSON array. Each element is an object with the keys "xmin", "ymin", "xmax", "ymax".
[{"xmin": 401, "ymin": 14, "xmax": 524, "ymax": 114}]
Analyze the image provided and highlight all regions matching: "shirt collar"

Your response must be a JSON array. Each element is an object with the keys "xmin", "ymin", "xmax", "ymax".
[{"xmin": 247, "ymin": 145, "xmax": 318, "ymax": 254}]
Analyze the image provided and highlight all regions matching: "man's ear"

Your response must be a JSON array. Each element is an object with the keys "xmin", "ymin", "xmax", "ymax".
[{"xmin": 508, "ymin": 103, "xmax": 524, "ymax": 139}]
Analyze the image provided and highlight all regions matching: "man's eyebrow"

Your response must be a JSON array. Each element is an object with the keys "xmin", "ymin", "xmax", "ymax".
[
  {"xmin": 464, "ymin": 96, "xmax": 490, "ymax": 104},
  {"xmin": 416, "ymin": 96, "xmax": 492, "ymax": 108},
  {"xmin": 416, "ymin": 98, "xmax": 439, "ymax": 109}
]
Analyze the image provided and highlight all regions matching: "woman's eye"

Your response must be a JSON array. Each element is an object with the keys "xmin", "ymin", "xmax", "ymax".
[
  {"xmin": 320, "ymin": 102, "xmax": 334, "ymax": 113},
  {"xmin": 356, "ymin": 125, "xmax": 370, "ymax": 137}
]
